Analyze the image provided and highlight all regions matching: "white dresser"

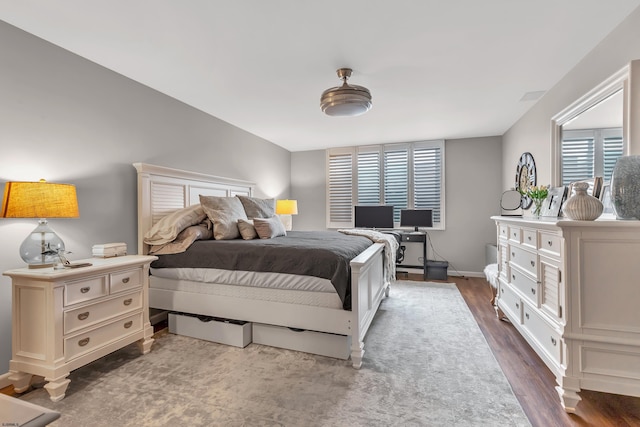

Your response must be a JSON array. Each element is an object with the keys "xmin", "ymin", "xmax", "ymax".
[
  {"xmin": 492, "ymin": 216, "xmax": 640, "ymax": 412},
  {"xmin": 3, "ymin": 255, "xmax": 157, "ymax": 401}
]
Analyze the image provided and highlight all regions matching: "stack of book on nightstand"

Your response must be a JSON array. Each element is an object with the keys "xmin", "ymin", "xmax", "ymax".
[{"xmin": 92, "ymin": 242, "xmax": 127, "ymax": 258}]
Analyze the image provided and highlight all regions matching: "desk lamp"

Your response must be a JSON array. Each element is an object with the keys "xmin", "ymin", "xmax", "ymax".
[{"xmin": 1, "ymin": 180, "xmax": 79, "ymax": 268}]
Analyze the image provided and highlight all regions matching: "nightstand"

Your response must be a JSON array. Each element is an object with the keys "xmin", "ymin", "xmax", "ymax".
[{"xmin": 3, "ymin": 255, "xmax": 157, "ymax": 402}]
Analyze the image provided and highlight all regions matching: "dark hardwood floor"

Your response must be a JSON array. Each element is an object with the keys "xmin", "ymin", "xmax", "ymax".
[{"xmin": 431, "ymin": 274, "xmax": 640, "ymax": 427}]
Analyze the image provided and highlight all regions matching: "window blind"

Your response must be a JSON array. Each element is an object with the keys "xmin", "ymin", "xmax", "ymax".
[
  {"xmin": 327, "ymin": 151, "xmax": 353, "ymax": 227},
  {"xmin": 383, "ymin": 148, "xmax": 409, "ymax": 222}
]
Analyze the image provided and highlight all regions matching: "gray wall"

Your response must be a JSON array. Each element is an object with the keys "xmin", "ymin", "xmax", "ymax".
[
  {"xmin": 503, "ymin": 6, "xmax": 640, "ymax": 189},
  {"xmin": 291, "ymin": 136, "xmax": 503, "ymax": 276},
  {"xmin": 0, "ymin": 22, "xmax": 291, "ymax": 373}
]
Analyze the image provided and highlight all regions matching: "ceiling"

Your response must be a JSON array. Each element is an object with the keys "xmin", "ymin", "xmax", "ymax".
[{"xmin": 1, "ymin": 1, "xmax": 639, "ymax": 152}]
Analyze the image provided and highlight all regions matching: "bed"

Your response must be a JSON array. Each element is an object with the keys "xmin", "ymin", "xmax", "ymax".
[{"xmin": 134, "ymin": 163, "xmax": 392, "ymax": 368}]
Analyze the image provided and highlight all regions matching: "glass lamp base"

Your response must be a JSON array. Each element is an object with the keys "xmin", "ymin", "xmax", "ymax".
[{"xmin": 20, "ymin": 219, "xmax": 65, "ymax": 268}]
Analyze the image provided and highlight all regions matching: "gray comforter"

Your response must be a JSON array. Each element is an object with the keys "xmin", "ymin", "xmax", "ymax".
[{"xmin": 150, "ymin": 230, "xmax": 373, "ymax": 310}]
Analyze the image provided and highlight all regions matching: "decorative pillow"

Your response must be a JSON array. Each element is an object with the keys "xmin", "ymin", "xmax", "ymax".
[
  {"xmin": 199, "ymin": 195, "xmax": 248, "ymax": 240},
  {"xmin": 236, "ymin": 195, "xmax": 275, "ymax": 219},
  {"xmin": 253, "ymin": 216, "xmax": 287, "ymax": 239},
  {"xmin": 143, "ymin": 204, "xmax": 207, "ymax": 245},
  {"xmin": 237, "ymin": 218, "xmax": 258, "ymax": 240},
  {"xmin": 148, "ymin": 223, "xmax": 212, "ymax": 255}
]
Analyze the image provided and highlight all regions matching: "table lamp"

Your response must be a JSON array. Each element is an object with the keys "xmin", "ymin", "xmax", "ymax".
[
  {"xmin": 1, "ymin": 180, "xmax": 79, "ymax": 268},
  {"xmin": 275, "ymin": 199, "xmax": 298, "ymax": 231}
]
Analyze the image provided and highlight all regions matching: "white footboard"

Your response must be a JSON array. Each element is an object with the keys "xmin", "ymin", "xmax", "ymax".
[{"xmin": 348, "ymin": 242, "xmax": 387, "ymax": 368}]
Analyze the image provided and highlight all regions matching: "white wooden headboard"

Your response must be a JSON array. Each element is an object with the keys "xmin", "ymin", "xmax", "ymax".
[{"xmin": 134, "ymin": 163, "xmax": 255, "ymax": 254}]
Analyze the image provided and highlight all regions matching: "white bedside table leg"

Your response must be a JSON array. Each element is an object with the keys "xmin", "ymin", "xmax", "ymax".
[
  {"xmin": 8, "ymin": 371, "xmax": 32, "ymax": 393},
  {"xmin": 43, "ymin": 374, "xmax": 70, "ymax": 402}
]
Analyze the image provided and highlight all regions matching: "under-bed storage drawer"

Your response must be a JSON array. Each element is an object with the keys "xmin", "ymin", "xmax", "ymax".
[
  {"xmin": 168, "ymin": 313, "xmax": 252, "ymax": 348},
  {"xmin": 252, "ymin": 323, "xmax": 351, "ymax": 360}
]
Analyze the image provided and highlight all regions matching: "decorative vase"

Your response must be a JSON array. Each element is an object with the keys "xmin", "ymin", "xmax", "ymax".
[
  {"xmin": 562, "ymin": 182, "xmax": 603, "ymax": 220},
  {"xmin": 610, "ymin": 155, "xmax": 640, "ymax": 220},
  {"xmin": 532, "ymin": 198, "xmax": 545, "ymax": 218}
]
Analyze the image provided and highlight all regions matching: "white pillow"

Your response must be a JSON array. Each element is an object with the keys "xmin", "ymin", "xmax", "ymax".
[
  {"xmin": 143, "ymin": 204, "xmax": 207, "ymax": 245},
  {"xmin": 200, "ymin": 195, "xmax": 248, "ymax": 240},
  {"xmin": 253, "ymin": 216, "xmax": 287, "ymax": 239}
]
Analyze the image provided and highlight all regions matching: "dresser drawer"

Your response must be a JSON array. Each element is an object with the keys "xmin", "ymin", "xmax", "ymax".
[
  {"xmin": 522, "ymin": 229, "xmax": 537, "ymax": 249},
  {"xmin": 509, "ymin": 266, "xmax": 539, "ymax": 307},
  {"xmin": 65, "ymin": 312, "xmax": 142, "ymax": 361},
  {"xmin": 509, "ymin": 245, "xmax": 537, "ymax": 277},
  {"xmin": 110, "ymin": 267, "xmax": 142, "ymax": 294},
  {"xmin": 499, "ymin": 281, "xmax": 522, "ymax": 324},
  {"xmin": 508, "ymin": 226, "xmax": 522, "ymax": 243},
  {"xmin": 522, "ymin": 304, "xmax": 562, "ymax": 365},
  {"xmin": 64, "ymin": 291, "xmax": 143, "ymax": 335},
  {"xmin": 539, "ymin": 232, "xmax": 562, "ymax": 257},
  {"xmin": 498, "ymin": 224, "xmax": 509, "ymax": 240},
  {"xmin": 64, "ymin": 276, "xmax": 108, "ymax": 306}
]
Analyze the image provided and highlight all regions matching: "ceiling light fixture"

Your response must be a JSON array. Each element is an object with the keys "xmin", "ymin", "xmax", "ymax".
[{"xmin": 320, "ymin": 68, "xmax": 372, "ymax": 117}]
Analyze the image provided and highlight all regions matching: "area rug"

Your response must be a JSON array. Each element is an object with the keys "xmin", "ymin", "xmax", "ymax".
[{"xmin": 19, "ymin": 281, "xmax": 530, "ymax": 426}]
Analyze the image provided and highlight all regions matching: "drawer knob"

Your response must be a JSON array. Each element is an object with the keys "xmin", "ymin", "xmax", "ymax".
[
  {"xmin": 525, "ymin": 313, "xmax": 529, "ymax": 320},
  {"xmin": 78, "ymin": 337, "xmax": 90, "ymax": 347},
  {"xmin": 515, "ymin": 302, "xmax": 519, "ymax": 309},
  {"xmin": 124, "ymin": 321, "xmax": 133, "ymax": 329},
  {"xmin": 78, "ymin": 312, "xmax": 90, "ymax": 321},
  {"xmin": 80, "ymin": 287, "xmax": 90, "ymax": 294},
  {"xmin": 123, "ymin": 298, "xmax": 133, "ymax": 306},
  {"xmin": 548, "ymin": 241, "xmax": 553, "ymax": 246},
  {"xmin": 551, "ymin": 337, "xmax": 557, "ymax": 346},
  {"xmin": 528, "ymin": 236, "xmax": 532, "ymax": 241},
  {"xmin": 122, "ymin": 277, "xmax": 130, "ymax": 284},
  {"xmin": 531, "ymin": 288, "xmax": 536, "ymax": 295},
  {"xmin": 512, "ymin": 274, "xmax": 516, "ymax": 280},
  {"xmin": 511, "ymin": 252, "xmax": 515, "ymax": 257},
  {"xmin": 530, "ymin": 261, "xmax": 535, "ymax": 267}
]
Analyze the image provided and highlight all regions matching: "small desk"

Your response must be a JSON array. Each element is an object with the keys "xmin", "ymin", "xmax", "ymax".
[
  {"xmin": 0, "ymin": 393, "xmax": 60, "ymax": 426},
  {"xmin": 396, "ymin": 231, "xmax": 428, "ymax": 280}
]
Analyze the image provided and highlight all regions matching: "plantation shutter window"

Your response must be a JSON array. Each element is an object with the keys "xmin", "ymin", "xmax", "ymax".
[
  {"xmin": 327, "ymin": 149, "xmax": 354, "ymax": 228},
  {"xmin": 327, "ymin": 140, "xmax": 445, "ymax": 229},
  {"xmin": 561, "ymin": 128, "xmax": 623, "ymax": 185}
]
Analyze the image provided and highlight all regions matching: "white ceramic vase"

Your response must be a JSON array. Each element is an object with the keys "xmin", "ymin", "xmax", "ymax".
[{"xmin": 562, "ymin": 182, "xmax": 603, "ymax": 220}]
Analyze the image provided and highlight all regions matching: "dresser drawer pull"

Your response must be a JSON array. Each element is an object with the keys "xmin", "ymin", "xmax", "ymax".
[
  {"xmin": 531, "ymin": 288, "xmax": 536, "ymax": 295},
  {"xmin": 548, "ymin": 240, "xmax": 553, "ymax": 247},
  {"xmin": 530, "ymin": 261, "xmax": 535, "ymax": 267},
  {"xmin": 124, "ymin": 321, "xmax": 133, "ymax": 329},
  {"xmin": 123, "ymin": 298, "xmax": 133, "ymax": 306},
  {"xmin": 122, "ymin": 277, "xmax": 130, "ymax": 284},
  {"xmin": 78, "ymin": 337, "xmax": 90, "ymax": 347},
  {"xmin": 511, "ymin": 252, "xmax": 515, "ymax": 257},
  {"xmin": 512, "ymin": 274, "xmax": 516, "ymax": 280},
  {"xmin": 515, "ymin": 302, "xmax": 520, "ymax": 309},
  {"xmin": 525, "ymin": 313, "xmax": 529, "ymax": 320},
  {"xmin": 527, "ymin": 236, "xmax": 532, "ymax": 241},
  {"xmin": 551, "ymin": 337, "xmax": 557, "ymax": 346},
  {"xmin": 80, "ymin": 287, "xmax": 91, "ymax": 294},
  {"xmin": 77, "ymin": 312, "xmax": 90, "ymax": 321}
]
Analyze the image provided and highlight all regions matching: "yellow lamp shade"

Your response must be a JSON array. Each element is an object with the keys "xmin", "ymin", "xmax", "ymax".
[
  {"xmin": 275, "ymin": 199, "xmax": 298, "ymax": 215},
  {"xmin": 1, "ymin": 180, "xmax": 79, "ymax": 218}
]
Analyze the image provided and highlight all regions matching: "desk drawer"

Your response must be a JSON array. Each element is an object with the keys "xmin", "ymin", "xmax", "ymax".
[
  {"xmin": 65, "ymin": 312, "xmax": 142, "ymax": 361},
  {"xmin": 64, "ymin": 291, "xmax": 142, "ymax": 334}
]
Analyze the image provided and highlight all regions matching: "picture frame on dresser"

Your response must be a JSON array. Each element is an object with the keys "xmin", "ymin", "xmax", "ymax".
[
  {"xmin": 541, "ymin": 186, "xmax": 567, "ymax": 217},
  {"xmin": 600, "ymin": 183, "xmax": 614, "ymax": 214}
]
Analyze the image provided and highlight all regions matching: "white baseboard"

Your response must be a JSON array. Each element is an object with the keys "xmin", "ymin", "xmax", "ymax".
[{"xmin": 0, "ymin": 372, "xmax": 12, "ymax": 389}]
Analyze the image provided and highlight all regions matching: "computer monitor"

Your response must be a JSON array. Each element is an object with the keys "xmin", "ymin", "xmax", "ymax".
[
  {"xmin": 354, "ymin": 205, "xmax": 394, "ymax": 229},
  {"xmin": 400, "ymin": 209, "xmax": 433, "ymax": 232}
]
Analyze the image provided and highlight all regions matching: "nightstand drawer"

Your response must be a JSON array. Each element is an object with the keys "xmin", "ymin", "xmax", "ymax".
[
  {"xmin": 110, "ymin": 268, "xmax": 142, "ymax": 294},
  {"xmin": 65, "ymin": 276, "xmax": 108, "ymax": 306},
  {"xmin": 65, "ymin": 312, "xmax": 142, "ymax": 361},
  {"xmin": 64, "ymin": 290, "xmax": 143, "ymax": 334}
]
